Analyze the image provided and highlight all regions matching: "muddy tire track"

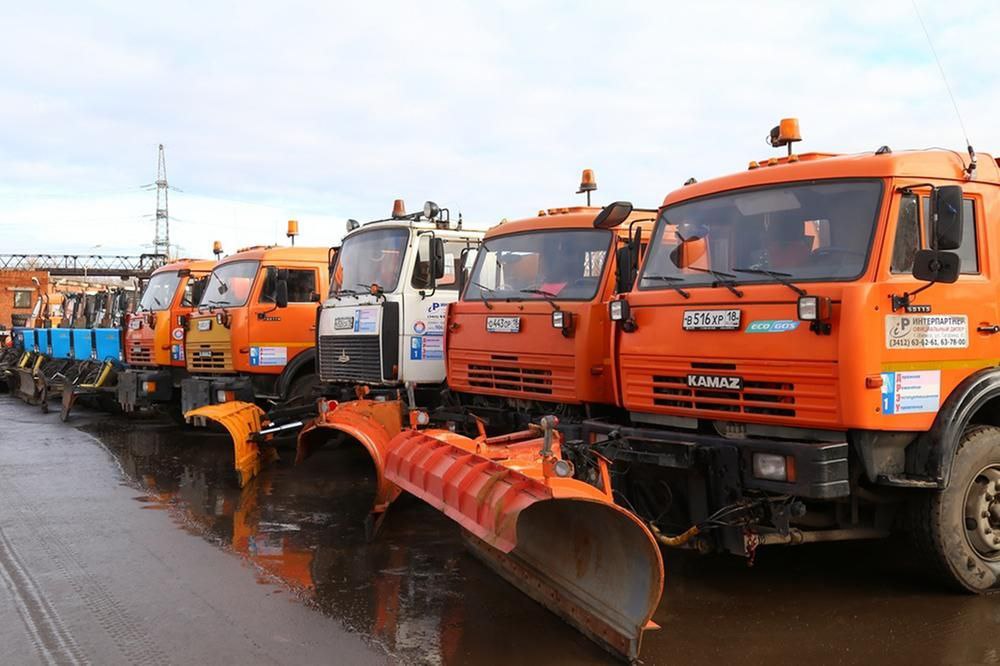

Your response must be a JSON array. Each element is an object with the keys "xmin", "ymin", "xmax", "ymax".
[
  {"xmin": 0, "ymin": 526, "xmax": 87, "ymax": 665},
  {"xmin": 0, "ymin": 481, "xmax": 171, "ymax": 666}
]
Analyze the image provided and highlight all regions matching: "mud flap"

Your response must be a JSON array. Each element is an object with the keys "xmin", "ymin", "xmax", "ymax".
[
  {"xmin": 184, "ymin": 401, "xmax": 277, "ymax": 487},
  {"xmin": 297, "ymin": 400, "xmax": 405, "ymax": 534},
  {"xmin": 383, "ymin": 429, "xmax": 664, "ymax": 662}
]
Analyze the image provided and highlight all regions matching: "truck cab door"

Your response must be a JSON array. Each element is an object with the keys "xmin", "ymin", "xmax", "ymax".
[
  {"xmin": 880, "ymin": 189, "xmax": 994, "ymax": 420},
  {"xmin": 248, "ymin": 266, "xmax": 319, "ymax": 373}
]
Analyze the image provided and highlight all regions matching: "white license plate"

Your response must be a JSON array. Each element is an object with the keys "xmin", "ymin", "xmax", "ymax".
[
  {"xmin": 197, "ymin": 319, "xmax": 212, "ymax": 331},
  {"xmin": 682, "ymin": 309, "xmax": 741, "ymax": 330},
  {"xmin": 129, "ymin": 319, "xmax": 141, "ymax": 330},
  {"xmin": 486, "ymin": 316, "xmax": 521, "ymax": 333}
]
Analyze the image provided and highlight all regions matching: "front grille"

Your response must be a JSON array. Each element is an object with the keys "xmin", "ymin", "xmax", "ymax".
[
  {"xmin": 318, "ymin": 335, "xmax": 381, "ymax": 383},
  {"xmin": 650, "ymin": 375, "xmax": 796, "ymax": 417},
  {"xmin": 621, "ymin": 354, "xmax": 838, "ymax": 426},
  {"xmin": 468, "ymin": 357, "xmax": 554, "ymax": 395},
  {"xmin": 449, "ymin": 349, "xmax": 576, "ymax": 402},
  {"xmin": 127, "ymin": 342, "xmax": 154, "ymax": 365},
  {"xmin": 189, "ymin": 341, "xmax": 232, "ymax": 371}
]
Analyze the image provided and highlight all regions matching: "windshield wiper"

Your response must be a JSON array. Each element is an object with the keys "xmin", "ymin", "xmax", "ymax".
[
  {"xmin": 470, "ymin": 281, "xmax": 494, "ymax": 310},
  {"xmin": 640, "ymin": 275, "xmax": 691, "ymax": 299},
  {"xmin": 519, "ymin": 288, "xmax": 560, "ymax": 311},
  {"xmin": 682, "ymin": 266, "xmax": 743, "ymax": 297},
  {"xmin": 732, "ymin": 268, "xmax": 807, "ymax": 296}
]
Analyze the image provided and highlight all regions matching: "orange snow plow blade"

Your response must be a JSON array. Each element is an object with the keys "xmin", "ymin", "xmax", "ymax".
[
  {"xmin": 185, "ymin": 401, "xmax": 276, "ymax": 487},
  {"xmin": 297, "ymin": 399, "xmax": 404, "ymax": 524},
  {"xmin": 383, "ymin": 424, "xmax": 664, "ymax": 661}
]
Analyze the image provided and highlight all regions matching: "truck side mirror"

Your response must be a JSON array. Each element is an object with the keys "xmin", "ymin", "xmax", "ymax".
[
  {"xmin": 931, "ymin": 185, "xmax": 963, "ymax": 250},
  {"xmin": 431, "ymin": 237, "xmax": 446, "ymax": 280},
  {"xmin": 912, "ymin": 249, "xmax": 960, "ymax": 284},
  {"xmin": 275, "ymin": 280, "xmax": 289, "ymax": 308},
  {"xmin": 593, "ymin": 202, "xmax": 633, "ymax": 229}
]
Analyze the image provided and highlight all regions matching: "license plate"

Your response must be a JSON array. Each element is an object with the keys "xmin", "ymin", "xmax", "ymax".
[
  {"xmin": 486, "ymin": 316, "xmax": 520, "ymax": 333},
  {"xmin": 683, "ymin": 309, "xmax": 741, "ymax": 330},
  {"xmin": 129, "ymin": 319, "xmax": 142, "ymax": 330},
  {"xmin": 197, "ymin": 319, "xmax": 212, "ymax": 331},
  {"xmin": 334, "ymin": 316, "xmax": 355, "ymax": 330}
]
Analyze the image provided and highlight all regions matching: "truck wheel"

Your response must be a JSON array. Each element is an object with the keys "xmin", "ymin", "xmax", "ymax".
[
  {"xmin": 285, "ymin": 373, "xmax": 318, "ymax": 407},
  {"xmin": 911, "ymin": 425, "xmax": 1000, "ymax": 592}
]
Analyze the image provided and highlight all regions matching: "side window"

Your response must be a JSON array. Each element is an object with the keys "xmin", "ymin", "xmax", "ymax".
[
  {"xmin": 182, "ymin": 276, "xmax": 208, "ymax": 307},
  {"xmin": 959, "ymin": 199, "xmax": 979, "ymax": 274},
  {"xmin": 891, "ymin": 194, "xmax": 920, "ymax": 273},
  {"xmin": 259, "ymin": 267, "xmax": 317, "ymax": 303},
  {"xmin": 411, "ymin": 238, "xmax": 465, "ymax": 290},
  {"xmin": 921, "ymin": 197, "xmax": 979, "ymax": 274}
]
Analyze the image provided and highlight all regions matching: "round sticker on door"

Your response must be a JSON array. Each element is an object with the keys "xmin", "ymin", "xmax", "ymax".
[
  {"xmin": 172, "ymin": 327, "xmax": 184, "ymax": 341},
  {"xmin": 413, "ymin": 321, "xmax": 427, "ymax": 335}
]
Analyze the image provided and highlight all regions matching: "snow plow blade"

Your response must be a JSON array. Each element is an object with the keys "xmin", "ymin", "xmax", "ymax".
[
  {"xmin": 297, "ymin": 399, "xmax": 405, "ymax": 528},
  {"xmin": 184, "ymin": 401, "xmax": 274, "ymax": 487},
  {"xmin": 383, "ymin": 426, "xmax": 664, "ymax": 662}
]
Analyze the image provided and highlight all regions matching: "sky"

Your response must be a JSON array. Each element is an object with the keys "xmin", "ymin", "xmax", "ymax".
[{"xmin": 1, "ymin": 0, "xmax": 998, "ymax": 258}]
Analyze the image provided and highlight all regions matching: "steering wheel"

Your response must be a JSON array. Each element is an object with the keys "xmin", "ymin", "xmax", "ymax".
[{"xmin": 811, "ymin": 247, "xmax": 864, "ymax": 260}]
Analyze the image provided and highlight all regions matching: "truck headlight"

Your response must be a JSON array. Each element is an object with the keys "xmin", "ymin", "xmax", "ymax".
[
  {"xmin": 797, "ymin": 295, "xmax": 831, "ymax": 322},
  {"xmin": 752, "ymin": 453, "xmax": 796, "ymax": 482},
  {"xmin": 609, "ymin": 299, "xmax": 630, "ymax": 322},
  {"xmin": 551, "ymin": 310, "xmax": 573, "ymax": 333}
]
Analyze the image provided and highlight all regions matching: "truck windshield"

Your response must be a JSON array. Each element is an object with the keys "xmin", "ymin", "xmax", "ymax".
[
  {"xmin": 465, "ymin": 229, "xmax": 613, "ymax": 302},
  {"xmin": 138, "ymin": 271, "xmax": 181, "ymax": 311},
  {"xmin": 639, "ymin": 180, "xmax": 883, "ymax": 289},
  {"xmin": 199, "ymin": 260, "xmax": 260, "ymax": 308},
  {"xmin": 330, "ymin": 227, "xmax": 409, "ymax": 295}
]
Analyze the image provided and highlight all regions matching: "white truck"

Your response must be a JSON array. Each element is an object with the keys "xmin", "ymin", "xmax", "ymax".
[{"xmin": 317, "ymin": 200, "xmax": 483, "ymax": 400}]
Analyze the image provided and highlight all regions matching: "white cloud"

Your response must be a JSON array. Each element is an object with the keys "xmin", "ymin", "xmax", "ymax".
[{"xmin": 1, "ymin": 0, "xmax": 998, "ymax": 257}]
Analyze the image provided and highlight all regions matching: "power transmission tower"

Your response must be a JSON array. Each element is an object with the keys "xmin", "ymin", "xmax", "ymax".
[{"xmin": 153, "ymin": 144, "xmax": 170, "ymax": 259}]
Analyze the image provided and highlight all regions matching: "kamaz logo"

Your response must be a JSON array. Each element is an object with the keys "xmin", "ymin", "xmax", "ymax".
[
  {"xmin": 337, "ymin": 350, "xmax": 351, "ymax": 363},
  {"xmin": 686, "ymin": 374, "xmax": 743, "ymax": 391}
]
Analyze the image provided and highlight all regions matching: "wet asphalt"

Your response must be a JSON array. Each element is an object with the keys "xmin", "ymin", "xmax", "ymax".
[{"xmin": 3, "ymin": 394, "xmax": 1000, "ymax": 665}]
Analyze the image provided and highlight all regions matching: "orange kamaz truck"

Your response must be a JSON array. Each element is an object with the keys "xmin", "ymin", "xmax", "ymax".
[
  {"xmin": 181, "ymin": 244, "xmax": 333, "ymax": 416},
  {"xmin": 590, "ymin": 121, "xmax": 1000, "ymax": 594},
  {"xmin": 117, "ymin": 258, "xmax": 214, "ymax": 413}
]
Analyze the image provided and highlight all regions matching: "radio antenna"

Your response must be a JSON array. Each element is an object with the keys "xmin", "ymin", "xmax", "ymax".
[{"xmin": 912, "ymin": 0, "xmax": 976, "ymax": 178}]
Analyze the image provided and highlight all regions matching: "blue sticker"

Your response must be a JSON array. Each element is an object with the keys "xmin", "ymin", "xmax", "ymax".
[
  {"xmin": 881, "ymin": 370, "xmax": 940, "ymax": 415},
  {"xmin": 746, "ymin": 320, "xmax": 800, "ymax": 333},
  {"xmin": 249, "ymin": 346, "xmax": 260, "ymax": 366},
  {"xmin": 410, "ymin": 336, "xmax": 423, "ymax": 360}
]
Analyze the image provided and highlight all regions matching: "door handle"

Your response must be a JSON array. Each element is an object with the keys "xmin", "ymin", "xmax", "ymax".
[{"xmin": 977, "ymin": 324, "xmax": 1000, "ymax": 335}]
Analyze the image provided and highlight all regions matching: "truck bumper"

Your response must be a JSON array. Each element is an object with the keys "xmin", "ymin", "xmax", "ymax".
[
  {"xmin": 117, "ymin": 368, "xmax": 175, "ymax": 411},
  {"xmin": 583, "ymin": 420, "xmax": 850, "ymax": 500},
  {"xmin": 180, "ymin": 376, "xmax": 256, "ymax": 415}
]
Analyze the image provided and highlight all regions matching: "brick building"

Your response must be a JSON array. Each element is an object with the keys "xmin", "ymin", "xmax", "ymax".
[{"xmin": 0, "ymin": 270, "xmax": 49, "ymax": 329}]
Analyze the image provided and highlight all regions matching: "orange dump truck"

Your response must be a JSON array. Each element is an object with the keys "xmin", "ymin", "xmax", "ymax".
[
  {"xmin": 117, "ymin": 258, "xmax": 214, "ymax": 413},
  {"xmin": 181, "ymin": 245, "xmax": 333, "ymax": 417},
  {"xmin": 441, "ymin": 201, "xmax": 650, "ymax": 434},
  {"xmin": 590, "ymin": 123, "xmax": 1000, "ymax": 592}
]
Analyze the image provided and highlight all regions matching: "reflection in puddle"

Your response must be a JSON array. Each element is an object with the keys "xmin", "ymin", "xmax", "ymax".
[{"xmin": 86, "ymin": 420, "xmax": 607, "ymax": 665}]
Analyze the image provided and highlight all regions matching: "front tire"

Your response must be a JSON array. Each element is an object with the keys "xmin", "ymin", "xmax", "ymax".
[
  {"xmin": 284, "ymin": 373, "xmax": 318, "ymax": 408},
  {"xmin": 911, "ymin": 425, "xmax": 1000, "ymax": 592}
]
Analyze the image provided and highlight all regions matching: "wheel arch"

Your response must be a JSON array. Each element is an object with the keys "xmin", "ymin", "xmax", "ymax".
[
  {"xmin": 918, "ymin": 366, "xmax": 1000, "ymax": 487},
  {"xmin": 276, "ymin": 347, "xmax": 317, "ymax": 399}
]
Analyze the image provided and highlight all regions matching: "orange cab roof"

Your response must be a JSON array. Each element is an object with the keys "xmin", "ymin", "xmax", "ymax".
[
  {"xmin": 486, "ymin": 205, "xmax": 653, "ymax": 240},
  {"xmin": 218, "ymin": 245, "xmax": 330, "ymax": 265},
  {"xmin": 664, "ymin": 149, "xmax": 1000, "ymax": 208},
  {"xmin": 151, "ymin": 258, "xmax": 215, "ymax": 276}
]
